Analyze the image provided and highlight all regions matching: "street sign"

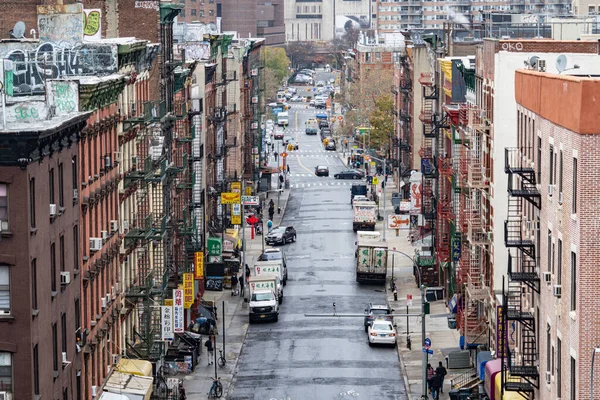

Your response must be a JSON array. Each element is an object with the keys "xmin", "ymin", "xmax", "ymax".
[
  {"xmin": 221, "ymin": 192, "xmax": 241, "ymax": 204},
  {"xmin": 372, "ymin": 177, "xmax": 379, "ymax": 185},
  {"xmin": 242, "ymin": 195, "xmax": 260, "ymax": 206},
  {"xmin": 406, "ymin": 294, "xmax": 413, "ymax": 306},
  {"xmin": 424, "ymin": 338, "xmax": 431, "ymax": 348},
  {"xmin": 422, "ymin": 348, "xmax": 434, "ymax": 355}
]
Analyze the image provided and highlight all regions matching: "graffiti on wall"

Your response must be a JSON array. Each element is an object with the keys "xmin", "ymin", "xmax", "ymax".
[
  {"xmin": 37, "ymin": 3, "xmax": 84, "ymax": 43},
  {"xmin": 83, "ymin": 9, "xmax": 102, "ymax": 41},
  {"xmin": 0, "ymin": 41, "xmax": 118, "ymax": 95},
  {"xmin": 46, "ymin": 80, "xmax": 79, "ymax": 115},
  {"xmin": 3, "ymin": 101, "xmax": 49, "ymax": 124},
  {"xmin": 177, "ymin": 42, "xmax": 211, "ymax": 61}
]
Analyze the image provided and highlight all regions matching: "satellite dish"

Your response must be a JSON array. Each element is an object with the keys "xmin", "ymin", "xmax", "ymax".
[
  {"xmin": 528, "ymin": 56, "xmax": 539, "ymax": 68},
  {"xmin": 11, "ymin": 21, "xmax": 26, "ymax": 38},
  {"xmin": 556, "ymin": 54, "xmax": 568, "ymax": 73}
]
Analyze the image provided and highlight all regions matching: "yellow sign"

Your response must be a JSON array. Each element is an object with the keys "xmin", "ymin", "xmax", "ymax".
[
  {"xmin": 372, "ymin": 177, "xmax": 379, "ymax": 185},
  {"xmin": 164, "ymin": 299, "xmax": 173, "ymax": 306},
  {"xmin": 231, "ymin": 182, "xmax": 241, "ymax": 193},
  {"xmin": 221, "ymin": 192, "xmax": 241, "ymax": 204},
  {"xmin": 370, "ymin": 161, "xmax": 376, "ymax": 167},
  {"xmin": 183, "ymin": 273, "xmax": 194, "ymax": 309},
  {"xmin": 246, "ymin": 187, "xmax": 252, "ymax": 195},
  {"xmin": 194, "ymin": 251, "xmax": 204, "ymax": 279},
  {"xmin": 231, "ymin": 214, "xmax": 241, "ymax": 225}
]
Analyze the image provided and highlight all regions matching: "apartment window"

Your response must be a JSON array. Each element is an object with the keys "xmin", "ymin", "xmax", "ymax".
[
  {"xmin": 49, "ymin": 168, "xmax": 55, "ymax": 205},
  {"xmin": 209, "ymin": 9, "xmax": 213, "ymax": 16},
  {"xmin": 58, "ymin": 163, "xmax": 64, "ymax": 207},
  {"xmin": 557, "ymin": 338, "xmax": 562, "ymax": 394},
  {"xmin": 29, "ymin": 178, "xmax": 35, "ymax": 228},
  {"xmin": 61, "ymin": 312, "xmax": 67, "ymax": 355},
  {"xmin": 552, "ymin": 241, "xmax": 555, "ymax": 275},
  {"xmin": 73, "ymin": 225, "xmax": 79, "ymax": 271},
  {"xmin": 72, "ymin": 156, "xmax": 77, "ymax": 205},
  {"xmin": 547, "ymin": 230, "xmax": 552, "ymax": 272},
  {"xmin": 180, "ymin": 9, "xmax": 185, "ymax": 17},
  {"xmin": 199, "ymin": 10, "xmax": 204, "ymax": 17},
  {"xmin": 549, "ymin": 145, "xmax": 554, "ymax": 185},
  {"xmin": 0, "ymin": 265, "xmax": 9, "ymax": 314},
  {"xmin": 0, "ymin": 352, "xmax": 12, "ymax": 393},
  {"xmin": 63, "ymin": 388, "xmax": 68, "ymax": 400},
  {"xmin": 589, "ymin": 5, "xmax": 596, "ymax": 14},
  {"xmin": 570, "ymin": 357, "xmax": 576, "ymax": 400},
  {"xmin": 51, "ymin": 243, "xmax": 57, "ymax": 293},
  {"xmin": 31, "ymin": 259, "xmax": 37, "ymax": 310},
  {"xmin": 52, "ymin": 322, "xmax": 58, "ymax": 372},
  {"xmin": 546, "ymin": 324, "xmax": 551, "ymax": 373},
  {"xmin": 209, "ymin": 0, "xmax": 214, "ymax": 3},
  {"xmin": 191, "ymin": 9, "xmax": 196, "ymax": 15},
  {"xmin": 558, "ymin": 150, "xmax": 563, "ymax": 195},
  {"xmin": 537, "ymin": 137, "xmax": 542, "ymax": 183},
  {"xmin": 572, "ymin": 157, "xmax": 577, "ymax": 214},
  {"xmin": 570, "ymin": 251, "xmax": 576, "ymax": 311},
  {"xmin": 557, "ymin": 239, "xmax": 562, "ymax": 285},
  {"xmin": 60, "ymin": 235, "xmax": 65, "ymax": 272},
  {"xmin": 0, "ymin": 184, "xmax": 7, "ymax": 231},
  {"xmin": 33, "ymin": 344, "xmax": 39, "ymax": 394}
]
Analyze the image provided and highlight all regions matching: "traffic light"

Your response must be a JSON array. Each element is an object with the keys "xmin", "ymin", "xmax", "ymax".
[{"xmin": 281, "ymin": 152, "xmax": 288, "ymax": 158}]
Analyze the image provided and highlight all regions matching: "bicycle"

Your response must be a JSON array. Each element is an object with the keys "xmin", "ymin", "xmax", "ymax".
[
  {"xmin": 208, "ymin": 377, "xmax": 223, "ymax": 398},
  {"xmin": 217, "ymin": 349, "xmax": 227, "ymax": 368}
]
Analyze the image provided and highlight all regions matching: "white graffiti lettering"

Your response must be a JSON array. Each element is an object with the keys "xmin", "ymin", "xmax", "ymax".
[{"xmin": 501, "ymin": 42, "xmax": 524, "ymax": 52}]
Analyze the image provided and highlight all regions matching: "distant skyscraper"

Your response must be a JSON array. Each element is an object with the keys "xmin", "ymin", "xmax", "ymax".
[{"xmin": 217, "ymin": 0, "xmax": 285, "ymax": 46}]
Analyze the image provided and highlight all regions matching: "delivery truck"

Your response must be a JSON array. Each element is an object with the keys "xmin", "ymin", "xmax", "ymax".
[
  {"xmin": 355, "ymin": 234, "xmax": 388, "ymax": 283},
  {"xmin": 249, "ymin": 272, "xmax": 283, "ymax": 304},
  {"xmin": 352, "ymin": 201, "xmax": 377, "ymax": 231},
  {"xmin": 254, "ymin": 260, "xmax": 287, "ymax": 286},
  {"xmin": 248, "ymin": 276, "xmax": 280, "ymax": 322}
]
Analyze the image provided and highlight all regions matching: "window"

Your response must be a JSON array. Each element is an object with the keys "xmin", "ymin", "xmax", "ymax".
[
  {"xmin": 570, "ymin": 356, "xmax": 576, "ymax": 400},
  {"xmin": 49, "ymin": 168, "xmax": 55, "ymax": 205},
  {"xmin": 60, "ymin": 235, "xmax": 65, "ymax": 272},
  {"xmin": 29, "ymin": 178, "xmax": 36, "ymax": 228},
  {"xmin": 61, "ymin": 312, "xmax": 67, "ymax": 354},
  {"xmin": 546, "ymin": 324, "xmax": 551, "ymax": 373},
  {"xmin": 209, "ymin": 9, "xmax": 213, "ymax": 16},
  {"xmin": 72, "ymin": 156, "xmax": 77, "ymax": 205},
  {"xmin": 180, "ymin": 9, "xmax": 185, "ymax": 17},
  {"xmin": 52, "ymin": 322, "xmax": 58, "ymax": 372},
  {"xmin": 570, "ymin": 251, "xmax": 576, "ymax": 311},
  {"xmin": 51, "ymin": 243, "xmax": 57, "ymax": 293},
  {"xmin": 75, "ymin": 298, "xmax": 80, "ymax": 333},
  {"xmin": 63, "ymin": 388, "xmax": 68, "ymax": 400},
  {"xmin": 547, "ymin": 230, "xmax": 552, "ymax": 272},
  {"xmin": 199, "ymin": 10, "xmax": 204, "ymax": 16},
  {"xmin": 549, "ymin": 145, "xmax": 554, "ymax": 185},
  {"xmin": 58, "ymin": 163, "xmax": 64, "ymax": 207},
  {"xmin": 31, "ymin": 259, "xmax": 37, "ymax": 310},
  {"xmin": 537, "ymin": 137, "xmax": 542, "ymax": 183},
  {"xmin": 0, "ymin": 183, "xmax": 7, "ymax": 231},
  {"xmin": 572, "ymin": 157, "xmax": 577, "ymax": 213},
  {"xmin": 557, "ymin": 239, "xmax": 562, "ymax": 285},
  {"xmin": 73, "ymin": 225, "xmax": 79, "ymax": 272},
  {"xmin": 0, "ymin": 265, "xmax": 9, "ymax": 314},
  {"xmin": 0, "ymin": 352, "xmax": 12, "ymax": 393},
  {"xmin": 557, "ymin": 338, "xmax": 562, "ymax": 394},
  {"xmin": 558, "ymin": 150, "xmax": 563, "ymax": 195},
  {"xmin": 191, "ymin": 9, "xmax": 196, "ymax": 15}
]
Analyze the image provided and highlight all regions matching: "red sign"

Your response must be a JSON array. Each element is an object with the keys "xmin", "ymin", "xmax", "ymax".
[{"xmin": 247, "ymin": 215, "xmax": 259, "ymax": 225}]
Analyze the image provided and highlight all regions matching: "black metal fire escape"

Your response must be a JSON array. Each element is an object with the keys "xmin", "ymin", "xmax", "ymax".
[{"xmin": 502, "ymin": 147, "xmax": 541, "ymax": 398}]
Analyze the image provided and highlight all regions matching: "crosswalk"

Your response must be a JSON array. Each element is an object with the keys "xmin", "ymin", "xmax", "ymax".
[{"xmin": 289, "ymin": 181, "xmax": 356, "ymax": 188}]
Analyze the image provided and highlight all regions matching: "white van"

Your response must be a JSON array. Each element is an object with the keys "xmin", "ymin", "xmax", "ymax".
[{"xmin": 277, "ymin": 111, "xmax": 289, "ymax": 126}]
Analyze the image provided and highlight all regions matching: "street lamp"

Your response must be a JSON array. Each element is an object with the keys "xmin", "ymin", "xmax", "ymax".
[
  {"xmin": 386, "ymin": 249, "xmax": 428, "ymax": 400},
  {"xmin": 590, "ymin": 346, "xmax": 600, "ymax": 400}
]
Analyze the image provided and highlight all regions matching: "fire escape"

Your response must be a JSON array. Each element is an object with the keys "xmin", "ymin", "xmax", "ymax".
[
  {"xmin": 502, "ymin": 146, "xmax": 541, "ymax": 398},
  {"xmin": 398, "ymin": 54, "xmax": 413, "ymax": 180}
]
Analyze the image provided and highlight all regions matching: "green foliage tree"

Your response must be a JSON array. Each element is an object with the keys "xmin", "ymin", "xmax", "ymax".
[
  {"xmin": 368, "ymin": 94, "xmax": 394, "ymax": 151},
  {"xmin": 264, "ymin": 47, "xmax": 290, "ymax": 82}
]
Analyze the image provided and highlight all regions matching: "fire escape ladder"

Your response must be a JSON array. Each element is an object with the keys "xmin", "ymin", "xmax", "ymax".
[
  {"xmin": 421, "ymin": 178, "xmax": 436, "ymax": 221},
  {"xmin": 505, "ymin": 147, "xmax": 541, "ymax": 209}
]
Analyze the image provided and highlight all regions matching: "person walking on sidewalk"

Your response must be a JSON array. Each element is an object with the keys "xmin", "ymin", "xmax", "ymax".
[
  {"xmin": 287, "ymin": 164, "xmax": 290, "ymax": 173},
  {"xmin": 245, "ymin": 264, "xmax": 251, "ymax": 282},
  {"xmin": 239, "ymin": 273, "xmax": 244, "ymax": 297},
  {"xmin": 231, "ymin": 274, "xmax": 238, "ymax": 296},
  {"xmin": 430, "ymin": 372, "xmax": 443, "ymax": 400},
  {"xmin": 435, "ymin": 361, "xmax": 447, "ymax": 393},
  {"xmin": 204, "ymin": 336, "xmax": 214, "ymax": 365},
  {"xmin": 426, "ymin": 364, "xmax": 435, "ymax": 393}
]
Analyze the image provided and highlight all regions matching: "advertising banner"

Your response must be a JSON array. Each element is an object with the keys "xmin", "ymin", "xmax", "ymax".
[
  {"xmin": 409, "ymin": 172, "xmax": 423, "ymax": 214},
  {"xmin": 173, "ymin": 289, "xmax": 184, "ymax": 333},
  {"xmin": 221, "ymin": 192, "xmax": 241, "ymax": 204},
  {"xmin": 161, "ymin": 306, "xmax": 174, "ymax": 341},
  {"xmin": 388, "ymin": 214, "xmax": 410, "ymax": 230},
  {"xmin": 194, "ymin": 251, "xmax": 204, "ymax": 279},
  {"xmin": 183, "ymin": 273, "xmax": 194, "ymax": 309}
]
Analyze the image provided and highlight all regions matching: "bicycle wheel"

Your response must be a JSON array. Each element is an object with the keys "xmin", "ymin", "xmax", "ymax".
[
  {"xmin": 215, "ymin": 380, "xmax": 223, "ymax": 398},
  {"xmin": 218, "ymin": 356, "xmax": 226, "ymax": 368}
]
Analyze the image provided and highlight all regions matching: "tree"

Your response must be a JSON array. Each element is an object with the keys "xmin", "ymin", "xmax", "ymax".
[
  {"xmin": 368, "ymin": 94, "xmax": 394, "ymax": 151},
  {"xmin": 285, "ymin": 42, "xmax": 316, "ymax": 69},
  {"xmin": 264, "ymin": 47, "xmax": 290, "ymax": 83}
]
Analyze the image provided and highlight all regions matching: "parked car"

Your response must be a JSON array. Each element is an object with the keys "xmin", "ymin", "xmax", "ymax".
[
  {"xmin": 265, "ymin": 226, "xmax": 297, "ymax": 245},
  {"xmin": 315, "ymin": 165, "xmax": 329, "ymax": 177},
  {"xmin": 309, "ymin": 100, "xmax": 315, "ymax": 107},
  {"xmin": 334, "ymin": 169, "xmax": 365, "ymax": 180},
  {"xmin": 364, "ymin": 303, "xmax": 393, "ymax": 332},
  {"xmin": 316, "ymin": 80, "xmax": 325, "ymax": 87},
  {"xmin": 352, "ymin": 195, "xmax": 369, "ymax": 205},
  {"xmin": 274, "ymin": 128, "xmax": 284, "ymax": 140},
  {"xmin": 320, "ymin": 128, "xmax": 332, "ymax": 138},
  {"xmin": 315, "ymin": 100, "xmax": 327, "ymax": 109},
  {"xmin": 325, "ymin": 140, "xmax": 336, "ymax": 151},
  {"xmin": 367, "ymin": 317, "xmax": 397, "ymax": 347}
]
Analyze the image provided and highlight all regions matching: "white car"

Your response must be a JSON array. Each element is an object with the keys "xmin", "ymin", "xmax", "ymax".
[
  {"xmin": 367, "ymin": 318, "xmax": 397, "ymax": 346},
  {"xmin": 352, "ymin": 195, "xmax": 369, "ymax": 205},
  {"xmin": 287, "ymin": 87, "xmax": 297, "ymax": 94}
]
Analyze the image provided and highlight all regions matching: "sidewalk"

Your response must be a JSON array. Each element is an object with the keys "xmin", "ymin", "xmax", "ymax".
[
  {"xmin": 368, "ymin": 177, "xmax": 461, "ymax": 400},
  {"xmin": 180, "ymin": 172, "xmax": 292, "ymax": 398}
]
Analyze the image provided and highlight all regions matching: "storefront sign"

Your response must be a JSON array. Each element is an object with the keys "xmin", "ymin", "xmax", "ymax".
[
  {"xmin": 208, "ymin": 255, "xmax": 222, "ymax": 263},
  {"xmin": 231, "ymin": 182, "xmax": 241, "ymax": 193},
  {"xmin": 410, "ymin": 172, "xmax": 423, "ymax": 213},
  {"xmin": 183, "ymin": 273, "xmax": 194, "ymax": 309},
  {"xmin": 231, "ymin": 203, "xmax": 241, "ymax": 225},
  {"xmin": 451, "ymin": 236, "xmax": 462, "ymax": 262},
  {"xmin": 496, "ymin": 305, "xmax": 506, "ymax": 358},
  {"xmin": 388, "ymin": 214, "xmax": 410, "ymax": 230},
  {"xmin": 207, "ymin": 237, "xmax": 222, "ymax": 256},
  {"xmin": 223, "ymin": 240, "xmax": 234, "ymax": 253},
  {"xmin": 173, "ymin": 289, "xmax": 184, "ymax": 333},
  {"xmin": 194, "ymin": 251, "xmax": 204, "ymax": 279},
  {"xmin": 161, "ymin": 306, "xmax": 174, "ymax": 341},
  {"xmin": 221, "ymin": 192, "xmax": 241, "ymax": 204},
  {"xmin": 241, "ymin": 195, "xmax": 259, "ymax": 205}
]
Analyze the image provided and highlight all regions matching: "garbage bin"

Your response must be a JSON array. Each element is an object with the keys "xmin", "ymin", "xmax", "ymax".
[
  {"xmin": 448, "ymin": 389, "xmax": 460, "ymax": 400},
  {"xmin": 284, "ymin": 179, "xmax": 290, "ymax": 189}
]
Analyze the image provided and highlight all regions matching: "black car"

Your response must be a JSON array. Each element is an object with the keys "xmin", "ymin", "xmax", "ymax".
[
  {"xmin": 320, "ymin": 129, "xmax": 332, "ymax": 139},
  {"xmin": 325, "ymin": 140, "xmax": 336, "ymax": 151},
  {"xmin": 315, "ymin": 165, "xmax": 329, "ymax": 176},
  {"xmin": 318, "ymin": 120, "xmax": 329, "ymax": 129},
  {"xmin": 334, "ymin": 169, "xmax": 365, "ymax": 179},
  {"xmin": 265, "ymin": 226, "xmax": 297, "ymax": 245}
]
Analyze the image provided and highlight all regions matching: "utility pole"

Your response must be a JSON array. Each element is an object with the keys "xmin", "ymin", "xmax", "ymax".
[{"xmin": 241, "ymin": 180, "xmax": 247, "ymax": 300}]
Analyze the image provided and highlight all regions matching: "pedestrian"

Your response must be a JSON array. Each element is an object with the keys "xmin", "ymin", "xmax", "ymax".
[
  {"xmin": 274, "ymin": 152, "xmax": 278, "ymax": 161},
  {"xmin": 231, "ymin": 274, "xmax": 238, "ymax": 296},
  {"xmin": 381, "ymin": 180, "xmax": 385, "ymax": 189},
  {"xmin": 245, "ymin": 264, "xmax": 251, "ymax": 282},
  {"xmin": 267, "ymin": 219, "xmax": 273, "ymax": 232},
  {"xmin": 430, "ymin": 372, "xmax": 443, "ymax": 400},
  {"xmin": 347, "ymin": 156, "xmax": 351, "ymax": 165},
  {"xmin": 178, "ymin": 381, "xmax": 187, "ymax": 400},
  {"xmin": 204, "ymin": 336, "xmax": 214, "ymax": 365},
  {"xmin": 287, "ymin": 164, "xmax": 290, "ymax": 173},
  {"xmin": 426, "ymin": 364, "xmax": 435, "ymax": 393},
  {"xmin": 435, "ymin": 361, "xmax": 447, "ymax": 393},
  {"xmin": 239, "ymin": 274, "xmax": 244, "ymax": 297}
]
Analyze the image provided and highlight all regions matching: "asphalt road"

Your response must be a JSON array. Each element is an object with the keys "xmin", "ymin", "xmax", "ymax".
[{"xmin": 230, "ymin": 72, "xmax": 408, "ymax": 400}]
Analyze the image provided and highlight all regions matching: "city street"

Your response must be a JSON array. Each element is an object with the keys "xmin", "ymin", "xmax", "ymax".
[{"xmin": 229, "ymin": 76, "xmax": 408, "ymax": 399}]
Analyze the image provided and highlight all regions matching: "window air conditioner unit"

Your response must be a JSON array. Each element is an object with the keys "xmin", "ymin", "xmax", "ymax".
[
  {"xmin": 101, "ymin": 230, "xmax": 109, "ymax": 240},
  {"xmin": 112, "ymin": 353, "xmax": 121, "ymax": 365},
  {"xmin": 558, "ymin": 192, "xmax": 563, "ymax": 205},
  {"xmin": 553, "ymin": 285, "xmax": 562, "ymax": 298},
  {"xmin": 90, "ymin": 238, "xmax": 102, "ymax": 252},
  {"xmin": 548, "ymin": 184, "xmax": 553, "ymax": 196},
  {"xmin": 545, "ymin": 370, "xmax": 551, "ymax": 384},
  {"xmin": 123, "ymin": 220, "xmax": 129, "ymax": 231},
  {"xmin": 101, "ymin": 297, "xmax": 107, "ymax": 310},
  {"xmin": 541, "ymin": 271, "xmax": 551, "ymax": 284},
  {"xmin": 115, "ymin": 282, "xmax": 120, "ymax": 293},
  {"xmin": 110, "ymin": 220, "xmax": 119, "ymax": 233},
  {"xmin": 73, "ymin": 189, "xmax": 79, "ymax": 202},
  {"xmin": 111, "ymin": 286, "xmax": 116, "ymax": 299},
  {"xmin": 105, "ymin": 155, "xmax": 112, "ymax": 169},
  {"xmin": 113, "ymin": 151, "xmax": 121, "ymax": 164},
  {"xmin": 60, "ymin": 271, "xmax": 71, "ymax": 285},
  {"xmin": 92, "ymin": 385, "xmax": 98, "ymax": 397},
  {"xmin": 50, "ymin": 203, "xmax": 57, "ymax": 217},
  {"xmin": 106, "ymin": 294, "xmax": 111, "ymax": 304},
  {"xmin": 62, "ymin": 351, "xmax": 68, "ymax": 363}
]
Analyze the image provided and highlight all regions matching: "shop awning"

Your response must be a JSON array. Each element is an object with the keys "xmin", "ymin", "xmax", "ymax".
[
  {"xmin": 494, "ymin": 372, "xmax": 527, "ymax": 400},
  {"xmin": 103, "ymin": 371, "xmax": 153, "ymax": 400},
  {"xmin": 116, "ymin": 359, "xmax": 153, "ymax": 377},
  {"xmin": 484, "ymin": 358, "xmax": 503, "ymax": 400}
]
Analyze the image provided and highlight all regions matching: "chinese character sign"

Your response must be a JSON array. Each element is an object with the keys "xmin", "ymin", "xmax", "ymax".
[
  {"xmin": 173, "ymin": 289, "xmax": 184, "ymax": 333},
  {"xmin": 194, "ymin": 252, "xmax": 204, "ymax": 279},
  {"xmin": 358, "ymin": 248, "xmax": 370, "ymax": 268},
  {"xmin": 410, "ymin": 172, "xmax": 423, "ymax": 213},
  {"xmin": 207, "ymin": 237, "xmax": 222, "ymax": 256},
  {"xmin": 161, "ymin": 306, "xmax": 174, "ymax": 341},
  {"xmin": 250, "ymin": 281, "xmax": 275, "ymax": 290},
  {"xmin": 496, "ymin": 305, "xmax": 506, "ymax": 358},
  {"xmin": 183, "ymin": 273, "xmax": 194, "ymax": 309}
]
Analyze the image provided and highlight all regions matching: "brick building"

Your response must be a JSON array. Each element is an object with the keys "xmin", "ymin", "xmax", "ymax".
[
  {"xmin": 0, "ymin": 83, "xmax": 90, "ymax": 400},
  {"xmin": 177, "ymin": 0, "xmax": 217, "ymax": 25},
  {"xmin": 218, "ymin": 0, "xmax": 285, "ymax": 46},
  {"xmin": 514, "ymin": 69, "xmax": 600, "ymax": 400}
]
